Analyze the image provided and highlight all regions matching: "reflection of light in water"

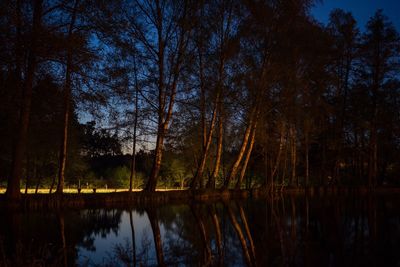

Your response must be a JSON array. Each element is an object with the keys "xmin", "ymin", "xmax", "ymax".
[{"xmin": 77, "ymin": 210, "xmax": 159, "ymax": 266}]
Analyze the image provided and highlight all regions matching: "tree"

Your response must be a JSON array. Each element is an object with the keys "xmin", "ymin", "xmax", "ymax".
[
  {"xmin": 56, "ymin": 0, "xmax": 81, "ymax": 194},
  {"xmin": 6, "ymin": 0, "xmax": 43, "ymax": 200},
  {"xmin": 128, "ymin": 0, "xmax": 194, "ymax": 191},
  {"xmin": 358, "ymin": 10, "xmax": 400, "ymax": 187},
  {"xmin": 327, "ymin": 9, "xmax": 359, "ymax": 183}
]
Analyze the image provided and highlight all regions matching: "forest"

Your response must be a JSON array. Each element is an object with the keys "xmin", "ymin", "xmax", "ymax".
[{"xmin": 1, "ymin": 0, "xmax": 400, "ymax": 201}]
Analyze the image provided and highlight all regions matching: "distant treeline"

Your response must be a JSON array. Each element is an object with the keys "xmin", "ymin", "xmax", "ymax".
[{"xmin": 1, "ymin": 0, "xmax": 400, "ymax": 199}]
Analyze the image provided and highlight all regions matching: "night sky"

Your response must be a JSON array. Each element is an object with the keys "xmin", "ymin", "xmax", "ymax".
[{"xmin": 312, "ymin": 0, "xmax": 400, "ymax": 30}]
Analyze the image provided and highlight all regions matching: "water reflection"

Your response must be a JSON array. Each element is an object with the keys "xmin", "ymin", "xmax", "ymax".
[{"xmin": 1, "ymin": 195, "xmax": 400, "ymax": 266}]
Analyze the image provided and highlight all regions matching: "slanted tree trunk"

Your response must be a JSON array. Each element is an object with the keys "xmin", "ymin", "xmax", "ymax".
[
  {"xmin": 7, "ymin": 0, "xmax": 42, "ymax": 200},
  {"xmin": 235, "ymin": 120, "xmax": 257, "ymax": 189},
  {"xmin": 56, "ymin": 0, "xmax": 79, "ymax": 195},
  {"xmin": 223, "ymin": 108, "xmax": 257, "ymax": 189}
]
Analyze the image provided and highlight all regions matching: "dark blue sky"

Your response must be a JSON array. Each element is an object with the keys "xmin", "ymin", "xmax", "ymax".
[{"xmin": 311, "ymin": 0, "xmax": 400, "ymax": 30}]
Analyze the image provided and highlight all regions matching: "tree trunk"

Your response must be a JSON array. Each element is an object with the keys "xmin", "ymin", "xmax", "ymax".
[
  {"xmin": 56, "ymin": 72, "xmax": 71, "ymax": 194},
  {"xmin": 144, "ymin": 0, "xmax": 186, "ymax": 192},
  {"xmin": 223, "ymin": 108, "xmax": 256, "ymax": 189},
  {"xmin": 271, "ymin": 122, "xmax": 286, "ymax": 183},
  {"xmin": 368, "ymin": 127, "xmax": 378, "ymax": 188},
  {"xmin": 281, "ymin": 131, "xmax": 289, "ymax": 189},
  {"xmin": 7, "ymin": 0, "xmax": 42, "ymax": 200},
  {"xmin": 192, "ymin": 93, "xmax": 220, "ymax": 189},
  {"xmin": 145, "ymin": 128, "xmax": 165, "ymax": 191},
  {"xmin": 49, "ymin": 172, "xmax": 57, "ymax": 194},
  {"xmin": 129, "ymin": 56, "xmax": 139, "ymax": 192},
  {"xmin": 235, "ymin": 120, "xmax": 257, "ymax": 189},
  {"xmin": 24, "ymin": 154, "xmax": 30, "ymax": 194},
  {"xmin": 56, "ymin": 0, "xmax": 79, "ymax": 195},
  {"xmin": 200, "ymin": 51, "xmax": 207, "ymax": 150},
  {"xmin": 208, "ymin": 108, "xmax": 223, "ymax": 189},
  {"xmin": 35, "ymin": 166, "xmax": 41, "ymax": 194},
  {"xmin": 304, "ymin": 131, "xmax": 310, "ymax": 188},
  {"xmin": 261, "ymin": 125, "xmax": 270, "ymax": 189}
]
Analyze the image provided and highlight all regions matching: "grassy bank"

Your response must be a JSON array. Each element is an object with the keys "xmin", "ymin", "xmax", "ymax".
[{"xmin": 0, "ymin": 188, "xmax": 183, "ymax": 194}]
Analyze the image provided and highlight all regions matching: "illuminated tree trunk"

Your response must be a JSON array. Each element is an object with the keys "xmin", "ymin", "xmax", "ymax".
[
  {"xmin": 223, "ymin": 108, "xmax": 256, "ymax": 189},
  {"xmin": 235, "ymin": 120, "xmax": 257, "ymax": 189},
  {"xmin": 146, "ymin": 130, "xmax": 166, "ymax": 191}
]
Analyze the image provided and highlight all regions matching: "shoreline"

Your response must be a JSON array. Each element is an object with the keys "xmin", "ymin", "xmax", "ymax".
[{"xmin": 1, "ymin": 186, "xmax": 400, "ymax": 210}]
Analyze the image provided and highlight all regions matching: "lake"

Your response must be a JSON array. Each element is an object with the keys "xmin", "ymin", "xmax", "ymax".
[{"xmin": 1, "ymin": 194, "xmax": 400, "ymax": 266}]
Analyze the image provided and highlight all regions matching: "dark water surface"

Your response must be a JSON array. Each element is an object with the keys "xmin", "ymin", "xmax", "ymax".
[{"xmin": 1, "ymin": 195, "xmax": 400, "ymax": 266}]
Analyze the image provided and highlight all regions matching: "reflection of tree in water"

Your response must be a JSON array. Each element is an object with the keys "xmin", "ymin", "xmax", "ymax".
[
  {"xmin": 96, "ymin": 204, "xmax": 231, "ymax": 266},
  {"xmin": 4, "ymin": 197, "xmax": 400, "ymax": 266},
  {"xmin": 223, "ymin": 201, "xmax": 257, "ymax": 267},
  {"xmin": 0, "ymin": 209, "xmax": 122, "ymax": 266},
  {"xmin": 0, "ymin": 211, "xmax": 67, "ymax": 266},
  {"xmin": 159, "ymin": 205, "xmax": 199, "ymax": 265},
  {"xmin": 152, "ymin": 203, "xmax": 250, "ymax": 266},
  {"xmin": 73, "ymin": 208, "xmax": 122, "ymax": 263}
]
